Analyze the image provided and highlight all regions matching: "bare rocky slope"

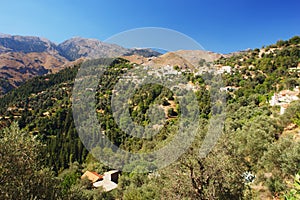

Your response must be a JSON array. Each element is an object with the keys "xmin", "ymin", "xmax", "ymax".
[
  {"xmin": 0, "ymin": 52, "xmax": 68, "ymax": 94},
  {"xmin": 0, "ymin": 33, "xmax": 57, "ymax": 54},
  {"xmin": 123, "ymin": 49, "xmax": 224, "ymax": 70}
]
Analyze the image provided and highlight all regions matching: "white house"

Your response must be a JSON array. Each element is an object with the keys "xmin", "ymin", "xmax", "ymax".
[
  {"xmin": 217, "ymin": 66, "xmax": 232, "ymax": 74},
  {"xmin": 92, "ymin": 170, "xmax": 120, "ymax": 192},
  {"xmin": 269, "ymin": 87, "xmax": 299, "ymax": 114}
]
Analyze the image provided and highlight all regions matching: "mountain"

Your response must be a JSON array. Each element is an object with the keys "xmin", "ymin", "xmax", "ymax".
[
  {"xmin": 124, "ymin": 48, "xmax": 161, "ymax": 57},
  {"xmin": 57, "ymin": 37, "xmax": 129, "ymax": 61},
  {"xmin": 0, "ymin": 33, "xmax": 161, "ymax": 95},
  {"xmin": 58, "ymin": 37, "xmax": 161, "ymax": 61},
  {"xmin": 0, "ymin": 33, "xmax": 58, "ymax": 54},
  {"xmin": 0, "ymin": 34, "xmax": 70, "ymax": 95}
]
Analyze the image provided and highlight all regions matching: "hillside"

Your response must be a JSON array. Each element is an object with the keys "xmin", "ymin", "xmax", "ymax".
[
  {"xmin": 122, "ymin": 49, "xmax": 224, "ymax": 74},
  {"xmin": 0, "ymin": 36, "xmax": 300, "ymax": 199},
  {"xmin": 0, "ymin": 58, "xmax": 180, "ymax": 170},
  {"xmin": 0, "ymin": 52, "xmax": 68, "ymax": 94}
]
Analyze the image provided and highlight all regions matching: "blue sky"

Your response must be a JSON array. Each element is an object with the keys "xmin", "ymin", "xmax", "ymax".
[{"xmin": 0, "ymin": 0, "xmax": 299, "ymax": 53}]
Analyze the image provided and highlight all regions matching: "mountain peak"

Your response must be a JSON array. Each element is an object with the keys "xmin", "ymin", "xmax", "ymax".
[
  {"xmin": 58, "ymin": 37, "xmax": 129, "ymax": 61},
  {"xmin": 0, "ymin": 33, "xmax": 57, "ymax": 54}
]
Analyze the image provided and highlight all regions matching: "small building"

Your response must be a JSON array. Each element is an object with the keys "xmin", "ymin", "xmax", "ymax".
[
  {"xmin": 280, "ymin": 104, "xmax": 289, "ymax": 115},
  {"xmin": 217, "ymin": 65, "xmax": 232, "ymax": 74},
  {"xmin": 220, "ymin": 86, "xmax": 239, "ymax": 92},
  {"xmin": 93, "ymin": 179, "xmax": 118, "ymax": 192},
  {"xmin": 269, "ymin": 87, "xmax": 300, "ymax": 114},
  {"xmin": 92, "ymin": 170, "xmax": 120, "ymax": 192},
  {"xmin": 103, "ymin": 170, "xmax": 120, "ymax": 183},
  {"xmin": 82, "ymin": 170, "xmax": 120, "ymax": 192},
  {"xmin": 81, "ymin": 171, "xmax": 103, "ymax": 183}
]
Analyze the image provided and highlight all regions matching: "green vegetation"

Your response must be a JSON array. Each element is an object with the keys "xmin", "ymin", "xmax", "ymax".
[
  {"xmin": 0, "ymin": 122, "xmax": 62, "ymax": 199},
  {"xmin": 0, "ymin": 36, "xmax": 300, "ymax": 199},
  {"xmin": 285, "ymin": 172, "xmax": 300, "ymax": 200}
]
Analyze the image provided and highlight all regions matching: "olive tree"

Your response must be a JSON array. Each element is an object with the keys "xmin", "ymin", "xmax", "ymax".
[{"xmin": 0, "ymin": 122, "xmax": 62, "ymax": 200}]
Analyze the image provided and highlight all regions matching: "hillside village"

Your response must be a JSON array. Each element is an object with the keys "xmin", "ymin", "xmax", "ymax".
[{"xmin": 270, "ymin": 86, "xmax": 300, "ymax": 114}]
